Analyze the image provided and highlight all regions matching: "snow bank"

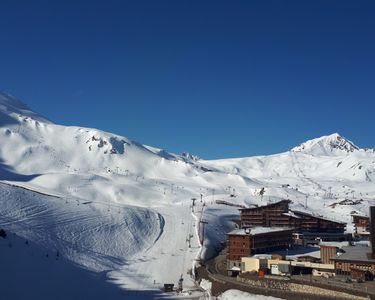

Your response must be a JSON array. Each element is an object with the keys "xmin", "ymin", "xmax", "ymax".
[{"xmin": 217, "ymin": 289, "xmax": 284, "ymax": 300}]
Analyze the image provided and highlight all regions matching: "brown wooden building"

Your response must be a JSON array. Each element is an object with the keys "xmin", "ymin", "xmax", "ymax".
[
  {"xmin": 352, "ymin": 214, "xmax": 370, "ymax": 237},
  {"xmin": 331, "ymin": 246, "xmax": 375, "ymax": 278},
  {"xmin": 320, "ymin": 245, "xmax": 338, "ymax": 264},
  {"xmin": 226, "ymin": 227, "xmax": 294, "ymax": 273},
  {"xmin": 293, "ymin": 211, "xmax": 346, "ymax": 233},
  {"xmin": 331, "ymin": 206, "xmax": 375, "ymax": 279},
  {"xmin": 239, "ymin": 200, "xmax": 345, "ymax": 234},
  {"xmin": 240, "ymin": 200, "xmax": 292, "ymax": 228}
]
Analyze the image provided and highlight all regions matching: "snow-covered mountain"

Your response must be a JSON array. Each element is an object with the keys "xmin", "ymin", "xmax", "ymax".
[
  {"xmin": 1, "ymin": 92, "xmax": 374, "ymax": 298},
  {"xmin": 291, "ymin": 133, "xmax": 359, "ymax": 156}
]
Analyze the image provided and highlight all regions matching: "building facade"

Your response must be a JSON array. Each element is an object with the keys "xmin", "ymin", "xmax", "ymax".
[
  {"xmin": 320, "ymin": 245, "xmax": 338, "ymax": 264},
  {"xmin": 239, "ymin": 200, "xmax": 346, "ymax": 235},
  {"xmin": 332, "ymin": 246, "xmax": 375, "ymax": 276},
  {"xmin": 331, "ymin": 206, "xmax": 375, "ymax": 279},
  {"xmin": 352, "ymin": 214, "xmax": 370, "ymax": 237},
  {"xmin": 226, "ymin": 227, "xmax": 294, "ymax": 275},
  {"xmin": 240, "ymin": 200, "xmax": 292, "ymax": 228}
]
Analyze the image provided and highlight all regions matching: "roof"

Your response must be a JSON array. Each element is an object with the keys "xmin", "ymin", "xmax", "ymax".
[
  {"xmin": 292, "ymin": 210, "xmax": 346, "ymax": 225},
  {"xmin": 296, "ymin": 255, "xmax": 320, "ymax": 260},
  {"xmin": 320, "ymin": 245, "xmax": 338, "ymax": 249},
  {"xmin": 282, "ymin": 211, "xmax": 301, "ymax": 219},
  {"xmin": 350, "ymin": 213, "xmax": 370, "ymax": 219},
  {"xmin": 239, "ymin": 199, "xmax": 291, "ymax": 211},
  {"xmin": 351, "ymin": 214, "xmax": 369, "ymax": 220},
  {"xmin": 319, "ymin": 241, "xmax": 349, "ymax": 248},
  {"xmin": 227, "ymin": 227, "xmax": 294, "ymax": 236},
  {"xmin": 331, "ymin": 246, "xmax": 375, "ymax": 263}
]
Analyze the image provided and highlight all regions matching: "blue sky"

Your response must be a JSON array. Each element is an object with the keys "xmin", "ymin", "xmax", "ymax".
[{"xmin": 0, "ymin": 1, "xmax": 374, "ymax": 159}]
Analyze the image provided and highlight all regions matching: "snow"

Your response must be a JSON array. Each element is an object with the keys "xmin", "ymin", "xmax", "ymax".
[
  {"xmin": 228, "ymin": 227, "xmax": 294, "ymax": 236},
  {"xmin": 1, "ymin": 93, "xmax": 375, "ymax": 298},
  {"xmin": 199, "ymin": 279, "xmax": 212, "ymax": 298},
  {"xmin": 291, "ymin": 133, "xmax": 359, "ymax": 156},
  {"xmin": 217, "ymin": 290, "xmax": 284, "ymax": 300},
  {"xmin": 0, "ymin": 233, "xmax": 164, "ymax": 300},
  {"xmin": 282, "ymin": 211, "xmax": 301, "ymax": 218},
  {"xmin": 0, "ymin": 182, "xmax": 161, "ymax": 272}
]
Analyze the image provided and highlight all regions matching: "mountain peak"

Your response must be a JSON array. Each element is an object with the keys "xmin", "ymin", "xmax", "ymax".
[
  {"xmin": 291, "ymin": 133, "xmax": 359, "ymax": 156},
  {"xmin": 181, "ymin": 152, "xmax": 200, "ymax": 162}
]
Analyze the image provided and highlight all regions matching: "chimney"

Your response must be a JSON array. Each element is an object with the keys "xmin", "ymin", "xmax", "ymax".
[{"xmin": 370, "ymin": 206, "xmax": 375, "ymax": 259}]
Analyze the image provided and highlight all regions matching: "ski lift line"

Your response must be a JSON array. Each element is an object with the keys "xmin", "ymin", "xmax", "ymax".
[{"xmin": 181, "ymin": 204, "xmax": 195, "ymax": 276}]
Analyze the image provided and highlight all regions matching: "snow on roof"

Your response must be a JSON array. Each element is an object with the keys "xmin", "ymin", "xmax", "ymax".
[
  {"xmin": 227, "ymin": 227, "xmax": 294, "ymax": 236},
  {"xmin": 292, "ymin": 210, "xmax": 346, "ymax": 225},
  {"xmin": 218, "ymin": 289, "xmax": 284, "ymax": 300},
  {"xmin": 319, "ymin": 241, "xmax": 349, "ymax": 248},
  {"xmin": 331, "ymin": 246, "xmax": 375, "ymax": 263},
  {"xmin": 282, "ymin": 211, "xmax": 301, "ymax": 219},
  {"xmin": 351, "ymin": 213, "xmax": 369, "ymax": 219},
  {"xmin": 239, "ymin": 199, "xmax": 291, "ymax": 211}
]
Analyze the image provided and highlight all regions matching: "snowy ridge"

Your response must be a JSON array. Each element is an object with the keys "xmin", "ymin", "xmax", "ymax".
[
  {"xmin": 0, "ymin": 92, "xmax": 52, "ymax": 125},
  {"xmin": 291, "ymin": 133, "xmax": 359, "ymax": 156}
]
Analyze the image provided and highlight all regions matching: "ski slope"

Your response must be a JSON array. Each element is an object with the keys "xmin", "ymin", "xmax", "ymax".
[{"xmin": 0, "ymin": 232, "xmax": 145, "ymax": 300}]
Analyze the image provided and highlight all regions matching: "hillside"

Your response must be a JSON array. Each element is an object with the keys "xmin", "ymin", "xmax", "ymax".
[{"xmin": 0, "ymin": 92, "xmax": 374, "ymax": 298}]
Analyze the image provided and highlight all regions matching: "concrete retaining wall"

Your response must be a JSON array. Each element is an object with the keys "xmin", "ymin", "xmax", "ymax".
[{"xmin": 237, "ymin": 277, "xmax": 367, "ymax": 300}]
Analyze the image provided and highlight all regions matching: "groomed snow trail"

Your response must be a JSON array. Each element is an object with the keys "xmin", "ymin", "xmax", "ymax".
[
  {"xmin": 108, "ymin": 202, "xmax": 203, "ymax": 293},
  {"xmin": 0, "ymin": 182, "xmax": 161, "ymax": 272}
]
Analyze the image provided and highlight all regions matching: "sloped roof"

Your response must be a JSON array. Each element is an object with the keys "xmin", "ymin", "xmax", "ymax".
[
  {"xmin": 227, "ymin": 227, "xmax": 294, "ymax": 236},
  {"xmin": 239, "ymin": 199, "xmax": 291, "ymax": 211},
  {"xmin": 331, "ymin": 246, "xmax": 375, "ymax": 263},
  {"xmin": 292, "ymin": 210, "xmax": 346, "ymax": 225}
]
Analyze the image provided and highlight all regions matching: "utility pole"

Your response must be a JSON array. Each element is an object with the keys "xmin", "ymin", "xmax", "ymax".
[
  {"xmin": 191, "ymin": 198, "xmax": 196, "ymax": 212},
  {"xmin": 186, "ymin": 234, "xmax": 194, "ymax": 248},
  {"xmin": 305, "ymin": 194, "xmax": 308, "ymax": 209},
  {"xmin": 178, "ymin": 274, "xmax": 183, "ymax": 292},
  {"xmin": 199, "ymin": 220, "xmax": 208, "ymax": 246}
]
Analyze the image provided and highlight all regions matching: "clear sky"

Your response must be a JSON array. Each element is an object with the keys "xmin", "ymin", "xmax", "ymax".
[{"xmin": 0, "ymin": 1, "xmax": 374, "ymax": 159}]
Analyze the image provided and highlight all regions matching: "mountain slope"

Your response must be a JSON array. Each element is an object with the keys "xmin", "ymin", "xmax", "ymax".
[
  {"xmin": 291, "ymin": 133, "xmax": 359, "ymax": 156},
  {"xmin": 0, "ymin": 93, "xmax": 374, "ymax": 297}
]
